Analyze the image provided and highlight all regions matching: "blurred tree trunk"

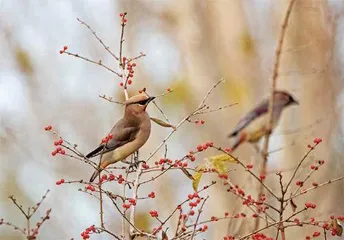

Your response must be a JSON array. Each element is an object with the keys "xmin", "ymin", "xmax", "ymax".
[{"xmin": 279, "ymin": 1, "xmax": 341, "ymax": 238}]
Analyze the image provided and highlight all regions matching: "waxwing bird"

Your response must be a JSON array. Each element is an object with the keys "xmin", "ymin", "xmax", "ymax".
[
  {"xmin": 228, "ymin": 91, "xmax": 298, "ymax": 152},
  {"xmin": 87, "ymin": 94, "xmax": 155, "ymax": 182}
]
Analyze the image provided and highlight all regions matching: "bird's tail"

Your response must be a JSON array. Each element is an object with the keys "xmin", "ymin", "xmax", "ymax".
[
  {"xmin": 230, "ymin": 133, "xmax": 247, "ymax": 152},
  {"xmin": 89, "ymin": 168, "xmax": 102, "ymax": 182}
]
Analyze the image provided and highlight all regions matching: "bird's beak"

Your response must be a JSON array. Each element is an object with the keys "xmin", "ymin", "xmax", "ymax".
[
  {"xmin": 147, "ymin": 96, "xmax": 155, "ymax": 103},
  {"xmin": 291, "ymin": 98, "xmax": 299, "ymax": 105}
]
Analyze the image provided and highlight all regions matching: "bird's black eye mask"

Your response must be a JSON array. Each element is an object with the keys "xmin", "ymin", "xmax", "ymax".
[{"xmin": 127, "ymin": 99, "xmax": 150, "ymax": 106}]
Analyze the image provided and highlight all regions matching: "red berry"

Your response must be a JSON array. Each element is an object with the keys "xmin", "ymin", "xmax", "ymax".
[
  {"xmin": 224, "ymin": 148, "xmax": 231, "ymax": 153},
  {"xmin": 189, "ymin": 210, "xmax": 195, "ymax": 216},
  {"xmin": 313, "ymin": 138, "xmax": 322, "ymax": 144},
  {"xmin": 120, "ymin": 82, "xmax": 124, "ymax": 87},
  {"xmin": 296, "ymin": 181, "xmax": 303, "ymax": 186},
  {"xmin": 109, "ymin": 174, "xmax": 115, "ymax": 181},
  {"xmin": 63, "ymin": 46, "xmax": 68, "ymax": 50},
  {"xmin": 260, "ymin": 175, "xmax": 266, "ymax": 180},
  {"xmin": 312, "ymin": 231, "xmax": 320, "ymax": 237},
  {"xmin": 44, "ymin": 125, "xmax": 52, "ymax": 131},
  {"xmin": 246, "ymin": 164, "xmax": 253, "ymax": 169},
  {"xmin": 167, "ymin": 88, "xmax": 171, "ymax": 92},
  {"xmin": 59, "ymin": 50, "xmax": 64, "ymax": 54},
  {"xmin": 60, "ymin": 179, "xmax": 65, "ymax": 183},
  {"xmin": 200, "ymin": 120, "xmax": 205, "ymax": 124},
  {"xmin": 197, "ymin": 145, "xmax": 203, "ymax": 151}
]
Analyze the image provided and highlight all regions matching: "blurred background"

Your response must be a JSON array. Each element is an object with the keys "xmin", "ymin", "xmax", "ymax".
[{"xmin": 1, "ymin": 0, "xmax": 344, "ymax": 239}]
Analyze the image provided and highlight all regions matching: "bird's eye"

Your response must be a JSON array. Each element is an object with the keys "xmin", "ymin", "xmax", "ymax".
[{"xmin": 137, "ymin": 100, "xmax": 148, "ymax": 106}]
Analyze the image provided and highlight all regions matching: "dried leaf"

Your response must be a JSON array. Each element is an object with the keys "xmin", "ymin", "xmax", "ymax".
[
  {"xmin": 150, "ymin": 117, "xmax": 176, "ymax": 130},
  {"xmin": 180, "ymin": 168, "xmax": 194, "ymax": 180},
  {"xmin": 331, "ymin": 219, "xmax": 343, "ymax": 236},
  {"xmin": 290, "ymin": 198, "xmax": 297, "ymax": 213},
  {"xmin": 207, "ymin": 154, "xmax": 238, "ymax": 174}
]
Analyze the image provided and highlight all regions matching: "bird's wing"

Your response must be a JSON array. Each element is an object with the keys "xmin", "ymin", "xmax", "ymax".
[
  {"xmin": 228, "ymin": 99, "xmax": 269, "ymax": 137},
  {"xmin": 86, "ymin": 119, "xmax": 140, "ymax": 158}
]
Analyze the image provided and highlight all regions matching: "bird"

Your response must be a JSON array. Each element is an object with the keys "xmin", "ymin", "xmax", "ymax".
[
  {"xmin": 228, "ymin": 91, "xmax": 298, "ymax": 152},
  {"xmin": 87, "ymin": 94, "xmax": 155, "ymax": 182}
]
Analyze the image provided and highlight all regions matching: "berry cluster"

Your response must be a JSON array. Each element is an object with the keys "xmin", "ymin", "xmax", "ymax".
[
  {"xmin": 56, "ymin": 179, "xmax": 65, "ymax": 185},
  {"xmin": 59, "ymin": 46, "xmax": 68, "ymax": 54},
  {"xmin": 101, "ymin": 134, "xmax": 113, "ymax": 144},
  {"xmin": 51, "ymin": 139, "xmax": 65, "ymax": 156},
  {"xmin": 80, "ymin": 225, "xmax": 96, "ymax": 240},
  {"xmin": 119, "ymin": 12, "xmax": 127, "ymax": 25}
]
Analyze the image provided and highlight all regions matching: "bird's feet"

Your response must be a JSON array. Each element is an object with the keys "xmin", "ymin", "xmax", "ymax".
[{"xmin": 128, "ymin": 160, "xmax": 146, "ymax": 172}]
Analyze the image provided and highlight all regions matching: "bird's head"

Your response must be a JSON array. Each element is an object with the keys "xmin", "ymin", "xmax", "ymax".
[
  {"xmin": 275, "ymin": 91, "xmax": 299, "ymax": 107},
  {"xmin": 124, "ymin": 94, "xmax": 155, "ymax": 114}
]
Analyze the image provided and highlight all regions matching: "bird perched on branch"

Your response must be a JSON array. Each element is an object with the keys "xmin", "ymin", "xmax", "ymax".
[
  {"xmin": 228, "ymin": 91, "xmax": 298, "ymax": 152},
  {"xmin": 87, "ymin": 94, "xmax": 155, "ymax": 182}
]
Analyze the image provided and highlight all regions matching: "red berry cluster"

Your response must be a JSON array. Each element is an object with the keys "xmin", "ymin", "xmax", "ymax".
[
  {"xmin": 224, "ymin": 148, "xmax": 232, "ymax": 153},
  {"xmin": 192, "ymin": 119, "xmax": 205, "ymax": 125},
  {"xmin": 199, "ymin": 224, "xmax": 208, "ymax": 232},
  {"xmin": 305, "ymin": 202, "xmax": 316, "ymax": 209},
  {"xmin": 196, "ymin": 141, "xmax": 213, "ymax": 152},
  {"xmin": 56, "ymin": 179, "xmax": 65, "ymax": 185},
  {"xmin": 119, "ymin": 59, "xmax": 137, "ymax": 87},
  {"xmin": 44, "ymin": 125, "xmax": 52, "ymax": 131},
  {"xmin": 59, "ymin": 46, "xmax": 68, "ymax": 54},
  {"xmin": 51, "ymin": 139, "xmax": 65, "ymax": 156},
  {"xmin": 123, "ymin": 198, "xmax": 136, "ymax": 210},
  {"xmin": 80, "ymin": 225, "xmax": 96, "ymax": 239},
  {"xmin": 86, "ymin": 184, "xmax": 95, "ymax": 191},
  {"xmin": 101, "ymin": 134, "xmax": 113, "ymax": 144},
  {"xmin": 148, "ymin": 191, "xmax": 155, "ymax": 198},
  {"xmin": 119, "ymin": 12, "xmax": 127, "ymax": 24},
  {"xmin": 307, "ymin": 137, "xmax": 323, "ymax": 149},
  {"xmin": 142, "ymin": 162, "xmax": 150, "ymax": 169},
  {"xmin": 149, "ymin": 210, "xmax": 158, "ymax": 218},
  {"xmin": 246, "ymin": 164, "xmax": 254, "ymax": 169},
  {"xmin": 252, "ymin": 233, "xmax": 273, "ymax": 240},
  {"xmin": 223, "ymin": 235, "xmax": 235, "ymax": 240}
]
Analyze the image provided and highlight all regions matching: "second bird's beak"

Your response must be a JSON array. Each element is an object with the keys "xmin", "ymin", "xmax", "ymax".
[{"xmin": 291, "ymin": 98, "xmax": 299, "ymax": 105}]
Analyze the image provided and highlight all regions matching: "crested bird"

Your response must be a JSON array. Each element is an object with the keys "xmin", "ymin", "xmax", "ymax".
[
  {"xmin": 87, "ymin": 94, "xmax": 155, "ymax": 182},
  {"xmin": 228, "ymin": 91, "xmax": 298, "ymax": 152}
]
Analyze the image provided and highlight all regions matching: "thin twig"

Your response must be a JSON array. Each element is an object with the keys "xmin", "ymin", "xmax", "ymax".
[
  {"xmin": 256, "ymin": 0, "xmax": 296, "ymax": 230},
  {"xmin": 99, "ymin": 95, "xmax": 123, "ymax": 105},
  {"xmin": 145, "ymin": 79, "xmax": 225, "ymax": 162},
  {"xmin": 63, "ymin": 51, "xmax": 122, "ymax": 77},
  {"xmin": 77, "ymin": 18, "xmax": 119, "ymax": 60},
  {"xmin": 190, "ymin": 196, "xmax": 209, "ymax": 240}
]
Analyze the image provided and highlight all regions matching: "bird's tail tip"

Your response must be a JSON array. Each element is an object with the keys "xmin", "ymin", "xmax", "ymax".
[
  {"xmin": 89, "ymin": 170, "xmax": 100, "ymax": 182},
  {"xmin": 227, "ymin": 131, "xmax": 238, "ymax": 138}
]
